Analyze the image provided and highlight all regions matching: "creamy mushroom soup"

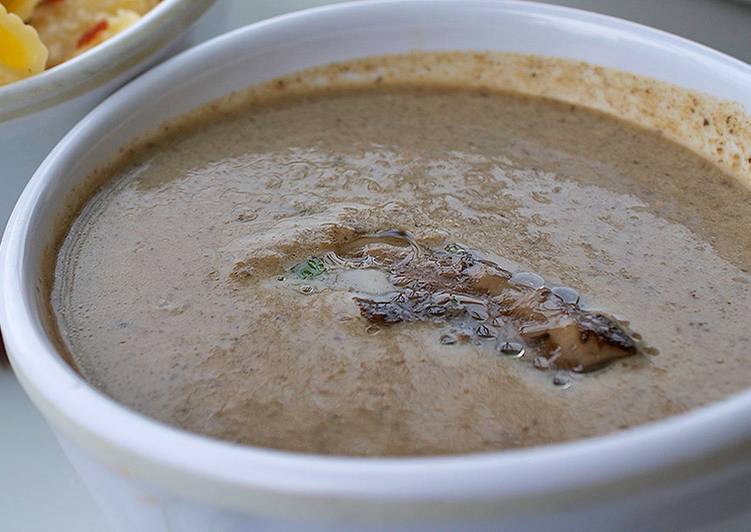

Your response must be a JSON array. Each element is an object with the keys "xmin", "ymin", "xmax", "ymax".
[{"xmin": 50, "ymin": 53, "xmax": 751, "ymax": 456}]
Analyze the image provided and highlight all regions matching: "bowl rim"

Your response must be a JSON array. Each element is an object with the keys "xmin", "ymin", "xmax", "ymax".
[
  {"xmin": 0, "ymin": 0, "xmax": 214, "ymax": 122},
  {"xmin": 3, "ymin": 0, "xmax": 751, "ymax": 508}
]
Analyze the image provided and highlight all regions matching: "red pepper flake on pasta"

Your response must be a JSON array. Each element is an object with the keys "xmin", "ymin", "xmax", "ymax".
[{"xmin": 77, "ymin": 19, "xmax": 108, "ymax": 48}]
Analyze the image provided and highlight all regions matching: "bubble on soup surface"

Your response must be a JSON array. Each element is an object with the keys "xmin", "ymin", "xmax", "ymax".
[
  {"xmin": 476, "ymin": 324, "xmax": 495, "ymax": 338},
  {"xmin": 510, "ymin": 272, "xmax": 545, "ymax": 289},
  {"xmin": 498, "ymin": 341, "xmax": 525, "ymax": 359},
  {"xmin": 553, "ymin": 371, "xmax": 572, "ymax": 389},
  {"xmin": 551, "ymin": 286, "xmax": 580, "ymax": 304},
  {"xmin": 440, "ymin": 333, "xmax": 458, "ymax": 345}
]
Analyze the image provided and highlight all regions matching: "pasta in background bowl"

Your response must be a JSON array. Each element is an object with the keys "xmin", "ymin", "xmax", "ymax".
[
  {"xmin": 0, "ymin": 2, "xmax": 47, "ymax": 85},
  {"xmin": 0, "ymin": 0, "xmax": 161, "ymax": 85}
]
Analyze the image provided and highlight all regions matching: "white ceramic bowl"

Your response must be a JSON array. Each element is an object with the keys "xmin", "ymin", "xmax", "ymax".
[
  {"xmin": 3, "ymin": 1, "xmax": 751, "ymax": 530},
  {"xmin": 0, "ymin": 0, "xmax": 216, "ymax": 231}
]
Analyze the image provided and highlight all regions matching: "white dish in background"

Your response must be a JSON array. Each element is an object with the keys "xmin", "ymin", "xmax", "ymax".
[
  {"xmin": 3, "ymin": 1, "xmax": 751, "ymax": 531},
  {"xmin": 0, "ymin": 0, "xmax": 216, "ymax": 231}
]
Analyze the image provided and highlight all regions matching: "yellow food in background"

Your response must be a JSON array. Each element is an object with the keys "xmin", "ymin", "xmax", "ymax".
[
  {"xmin": 30, "ymin": 0, "xmax": 159, "ymax": 66},
  {"xmin": 0, "ymin": 0, "xmax": 159, "ymax": 86},
  {"xmin": 1, "ymin": 0, "xmax": 41, "ymax": 22},
  {"xmin": 74, "ymin": 8, "xmax": 141, "ymax": 56},
  {"xmin": 0, "ymin": 3, "xmax": 47, "ymax": 85}
]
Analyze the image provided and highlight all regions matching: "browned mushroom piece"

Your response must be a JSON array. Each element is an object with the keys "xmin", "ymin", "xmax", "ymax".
[
  {"xmin": 354, "ymin": 298, "xmax": 414, "ymax": 324},
  {"xmin": 518, "ymin": 307, "xmax": 640, "ymax": 372},
  {"xmin": 329, "ymin": 230, "xmax": 647, "ymax": 373}
]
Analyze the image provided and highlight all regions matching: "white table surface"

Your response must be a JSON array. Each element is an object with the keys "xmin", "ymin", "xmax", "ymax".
[{"xmin": 2, "ymin": 1, "xmax": 750, "ymax": 531}]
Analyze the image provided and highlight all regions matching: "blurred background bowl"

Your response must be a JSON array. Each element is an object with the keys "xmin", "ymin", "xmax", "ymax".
[{"xmin": 0, "ymin": 0, "xmax": 219, "ymax": 232}]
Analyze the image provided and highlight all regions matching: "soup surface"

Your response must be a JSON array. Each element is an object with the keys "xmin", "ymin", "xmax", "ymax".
[{"xmin": 52, "ymin": 58, "xmax": 751, "ymax": 455}]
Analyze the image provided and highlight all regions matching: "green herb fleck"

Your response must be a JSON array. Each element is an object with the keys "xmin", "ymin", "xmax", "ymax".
[
  {"xmin": 293, "ymin": 257, "xmax": 327, "ymax": 279},
  {"xmin": 444, "ymin": 243, "xmax": 467, "ymax": 254}
]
